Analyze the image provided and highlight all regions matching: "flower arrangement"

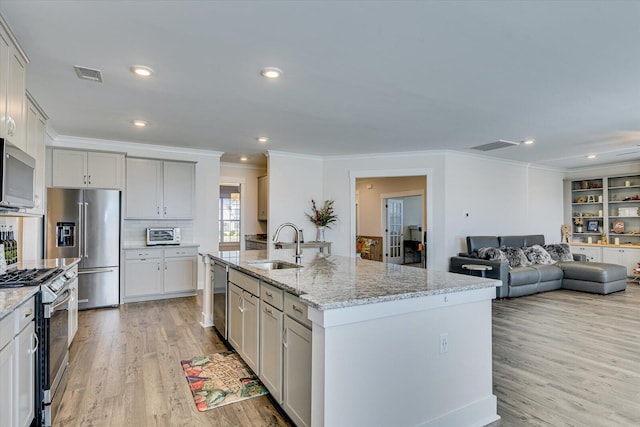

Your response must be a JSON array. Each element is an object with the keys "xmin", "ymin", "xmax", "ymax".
[
  {"xmin": 574, "ymin": 218, "xmax": 584, "ymax": 226},
  {"xmin": 306, "ymin": 199, "xmax": 338, "ymax": 228}
]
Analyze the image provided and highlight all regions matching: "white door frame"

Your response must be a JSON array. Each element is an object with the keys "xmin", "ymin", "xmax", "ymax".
[
  {"xmin": 349, "ymin": 168, "xmax": 433, "ymax": 269},
  {"xmin": 380, "ymin": 189, "xmax": 425, "ymax": 264},
  {"xmin": 220, "ymin": 176, "xmax": 246, "ymax": 250}
]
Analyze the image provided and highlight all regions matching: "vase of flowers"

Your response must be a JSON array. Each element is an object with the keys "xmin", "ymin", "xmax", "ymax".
[
  {"xmin": 574, "ymin": 217, "xmax": 584, "ymax": 233},
  {"xmin": 306, "ymin": 199, "xmax": 337, "ymax": 242}
]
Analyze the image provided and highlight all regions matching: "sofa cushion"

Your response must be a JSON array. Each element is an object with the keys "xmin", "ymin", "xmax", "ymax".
[
  {"xmin": 530, "ymin": 264, "xmax": 564, "ymax": 281},
  {"xmin": 509, "ymin": 266, "xmax": 539, "ymax": 286},
  {"xmin": 467, "ymin": 236, "xmax": 499, "ymax": 253},
  {"xmin": 559, "ymin": 262, "xmax": 627, "ymax": 283},
  {"xmin": 477, "ymin": 247, "xmax": 506, "ymax": 261},
  {"xmin": 523, "ymin": 245, "xmax": 555, "ymax": 265},
  {"xmin": 544, "ymin": 243, "xmax": 573, "ymax": 262},
  {"xmin": 499, "ymin": 235, "xmax": 527, "ymax": 248},
  {"xmin": 501, "ymin": 247, "xmax": 531, "ymax": 268}
]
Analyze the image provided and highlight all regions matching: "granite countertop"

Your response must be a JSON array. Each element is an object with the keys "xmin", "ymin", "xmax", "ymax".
[
  {"xmin": 0, "ymin": 257, "xmax": 81, "ymax": 320},
  {"xmin": 123, "ymin": 243, "xmax": 200, "ymax": 249},
  {"xmin": 208, "ymin": 250, "xmax": 500, "ymax": 311}
]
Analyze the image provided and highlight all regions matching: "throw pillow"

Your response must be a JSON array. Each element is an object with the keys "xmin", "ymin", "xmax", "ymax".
[
  {"xmin": 523, "ymin": 245, "xmax": 555, "ymax": 265},
  {"xmin": 501, "ymin": 247, "xmax": 531, "ymax": 268},
  {"xmin": 544, "ymin": 243, "xmax": 573, "ymax": 262},
  {"xmin": 477, "ymin": 247, "xmax": 507, "ymax": 262}
]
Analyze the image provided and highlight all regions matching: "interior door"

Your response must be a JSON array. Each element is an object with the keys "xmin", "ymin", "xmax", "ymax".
[{"xmin": 385, "ymin": 199, "xmax": 403, "ymax": 264}]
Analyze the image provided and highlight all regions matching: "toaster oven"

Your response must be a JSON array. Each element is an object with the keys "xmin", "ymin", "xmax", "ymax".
[{"xmin": 146, "ymin": 227, "xmax": 181, "ymax": 246}]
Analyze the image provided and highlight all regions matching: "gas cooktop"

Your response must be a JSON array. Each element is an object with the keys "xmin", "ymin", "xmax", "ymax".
[{"xmin": 0, "ymin": 268, "xmax": 62, "ymax": 288}]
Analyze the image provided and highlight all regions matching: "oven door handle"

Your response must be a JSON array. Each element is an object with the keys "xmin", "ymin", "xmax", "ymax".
[{"xmin": 45, "ymin": 290, "xmax": 72, "ymax": 318}]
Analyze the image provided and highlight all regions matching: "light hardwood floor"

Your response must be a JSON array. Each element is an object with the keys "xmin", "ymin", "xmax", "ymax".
[
  {"xmin": 57, "ymin": 285, "xmax": 640, "ymax": 426},
  {"xmin": 56, "ymin": 297, "xmax": 292, "ymax": 427}
]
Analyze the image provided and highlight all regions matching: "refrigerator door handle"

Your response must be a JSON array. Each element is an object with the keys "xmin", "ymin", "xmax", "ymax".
[
  {"xmin": 84, "ymin": 202, "xmax": 89, "ymax": 258},
  {"xmin": 78, "ymin": 202, "xmax": 83, "ymax": 258},
  {"xmin": 78, "ymin": 269, "xmax": 115, "ymax": 275}
]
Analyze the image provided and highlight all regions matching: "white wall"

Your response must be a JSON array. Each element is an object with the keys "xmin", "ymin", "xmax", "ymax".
[
  {"xmin": 444, "ymin": 154, "xmax": 565, "ymax": 257},
  {"xmin": 322, "ymin": 150, "xmax": 565, "ymax": 271},
  {"xmin": 267, "ymin": 151, "xmax": 323, "ymax": 258},
  {"xmin": 49, "ymin": 136, "xmax": 222, "ymax": 289},
  {"xmin": 220, "ymin": 162, "xmax": 267, "ymax": 239}
]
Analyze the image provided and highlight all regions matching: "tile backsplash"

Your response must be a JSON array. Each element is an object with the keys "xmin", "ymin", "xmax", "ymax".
[{"xmin": 123, "ymin": 220, "xmax": 194, "ymax": 244}]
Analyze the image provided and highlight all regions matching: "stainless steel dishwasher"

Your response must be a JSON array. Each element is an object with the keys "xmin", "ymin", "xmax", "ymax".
[{"xmin": 213, "ymin": 261, "xmax": 228, "ymax": 340}]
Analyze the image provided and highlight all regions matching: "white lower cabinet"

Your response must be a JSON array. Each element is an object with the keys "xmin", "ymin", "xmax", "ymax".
[
  {"xmin": 0, "ymin": 338, "xmax": 15, "ymax": 427},
  {"xmin": 602, "ymin": 247, "xmax": 639, "ymax": 277},
  {"xmin": 123, "ymin": 247, "xmax": 197, "ymax": 302},
  {"xmin": 68, "ymin": 273, "xmax": 79, "ymax": 346},
  {"xmin": 228, "ymin": 282, "xmax": 260, "ymax": 373},
  {"xmin": 0, "ymin": 295, "xmax": 37, "ymax": 427},
  {"xmin": 283, "ymin": 315, "xmax": 312, "ymax": 427},
  {"xmin": 259, "ymin": 300, "xmax": 283, "ymax": 403},
  {"xmin": 572, "ymin": 245, "xmax": 602, "ymax": 262}
]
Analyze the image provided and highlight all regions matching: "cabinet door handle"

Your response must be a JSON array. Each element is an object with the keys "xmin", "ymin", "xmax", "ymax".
[
  {"xmin": 157, "ymin": 206, "xmax": 160, "ymax": 215},
  {"xmin": 265, "ymin": 291, "xmax": 273, "ymax": 298},
  {"xmin": 265, "ymin": 306, "xmax": 273, "ymax": 316},
  {"xmin": 292, "ymin": 304, "xmax": 303, "ymax": 314},
  {"xmin": 83, "ymin": 175, "xmax": 87, "ymax": 185},
  {"xmin": 164, "ymin": 206, "xmax": 167, "ymax": 215},
  {"xmin": 29, "ymin": 332, "xmax": 39, "ymax": 355},
  {"xmin": 157, "ymin": 263, "xmax": 160, "ymax": 271},
  {"xmin": 88, "ymin": 175, "xmax": 91, "ymax": 185},
  {"xmin": 24, "ymin": 309, "xmax": 33, "ymax": 318},
  {"xmin": 282, "ymin": 328, "xmax": 288, "ymax": 348}
]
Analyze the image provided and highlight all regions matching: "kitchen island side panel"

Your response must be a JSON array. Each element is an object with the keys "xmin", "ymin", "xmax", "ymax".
[{"xmin": 311, "ymin": 292, "xmax": 498, "ymax": 427}]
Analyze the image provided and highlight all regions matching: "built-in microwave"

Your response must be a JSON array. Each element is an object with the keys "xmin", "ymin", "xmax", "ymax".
[
  {"xmin": 1, "ymin": 138, "xmax": 35, "ymax": 209},
  {"xmin": 146, "ymin": 227, "xmax": 181, "ymax": 246}
]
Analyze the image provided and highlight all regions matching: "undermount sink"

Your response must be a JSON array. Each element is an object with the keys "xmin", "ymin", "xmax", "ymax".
[{"xmin": 247, "ymin": 260, "xmax": 302, "ymax": 270}]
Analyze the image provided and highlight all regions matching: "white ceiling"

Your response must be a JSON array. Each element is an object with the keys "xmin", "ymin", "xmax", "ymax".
[{"xmin": 1, "ymin": 1, "xmax": 639, "ymax": 169}]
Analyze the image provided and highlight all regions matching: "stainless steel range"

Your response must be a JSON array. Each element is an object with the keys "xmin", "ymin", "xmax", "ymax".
[{"xmin": 39, "ymin": 268, "xmax": 76, "ymax": 427}]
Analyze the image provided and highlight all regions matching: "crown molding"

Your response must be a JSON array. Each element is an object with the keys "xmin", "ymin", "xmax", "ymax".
[
  {"xmin": 266, "ymin": 150, "xmax": 323, "ymax": 161},
  {"xmin": 220, "ymin": 162, "xmax": 267, "ymax": 171},
  {"xmin": 51, "ymin": 135, "xmax": 223, "ymax": 158}
]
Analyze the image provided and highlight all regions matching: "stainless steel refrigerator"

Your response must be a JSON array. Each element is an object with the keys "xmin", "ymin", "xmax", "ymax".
[{"xmin": 46, "ymin": 188, "xmax": 120, "ymax": 309}]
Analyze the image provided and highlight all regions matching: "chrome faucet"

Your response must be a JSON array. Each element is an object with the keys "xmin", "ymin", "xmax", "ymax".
[{"xmin": 273, "ymin": 222, "xmax": 303, "ymax": 264}]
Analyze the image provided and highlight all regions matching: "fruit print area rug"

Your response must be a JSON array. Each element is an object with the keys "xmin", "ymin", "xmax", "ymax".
[{"xmin": 180, "ymin": 350, "xmax": 268, "ymax": 411}]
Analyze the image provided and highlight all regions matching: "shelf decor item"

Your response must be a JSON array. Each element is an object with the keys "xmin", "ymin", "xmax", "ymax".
[
  {"xmin": 587, "ymin": 220, "xmax": 599, "ymax": 232},
  {"xmin": 306, "ymin": 199, "xmax": 337, "ymax": 242},
  {"xmin": 612, "ymin": 221, "xmax": 624, "ymax": 234},
  {"xmin": 574, "ymin": 217, "xmax": 584, "ymax": 233}
]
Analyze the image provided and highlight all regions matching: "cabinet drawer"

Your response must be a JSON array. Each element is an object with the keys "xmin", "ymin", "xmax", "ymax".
[
  {"xmin": 125, "ymin": 249, "xmax": 162, "ymax": 260},
  {"xmin": 14, "ymin": 297, "xmax": 35, "ymax": 333},
  {"xmin": 164, "ymin": 247, "xmax": 198, "ymax": 258},
  {"xmin": 261, "ymin": 282, "xmax": 284, "ymax": 311},
  {"xmin": 229, "ymin": 269, "xmax": 260, "ymax": 296},
  {"xmin": 0, "ymin": 311, "xmax": 14, "ymax": 351},
  {"xmin": 284, "ymin": 292, "xmax": 311, "ymax": 328}
]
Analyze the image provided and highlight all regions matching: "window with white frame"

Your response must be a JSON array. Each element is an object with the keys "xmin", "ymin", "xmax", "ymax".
[{"xmin": 219, "ymin": 185, "xmax": 240, "ymax": 243}]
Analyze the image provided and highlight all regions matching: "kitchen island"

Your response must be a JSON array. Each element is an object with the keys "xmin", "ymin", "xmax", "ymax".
[{"xmin": 206, "ymin": 250, "xmax": 500, "ymax": 427}]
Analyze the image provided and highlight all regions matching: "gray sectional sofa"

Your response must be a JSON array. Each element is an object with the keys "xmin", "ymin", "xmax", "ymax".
[{"xmin": 449, "ymin": 234, "xmax": 627, "ymax": 298}]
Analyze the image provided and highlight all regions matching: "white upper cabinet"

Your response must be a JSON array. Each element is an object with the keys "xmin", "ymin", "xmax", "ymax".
[
  {"xmin": 0, "ymin": 18, "xmax": 28, "ymax": 150},
  {"xmin": 125, "ymin": 157, "xmax": 195, "ymax": 219},
  {"xmin": 25, "ymin": 95, "xmax": 46, "ymax": 214},
  {"xmin": 51, "ymin": 149, "xmax": 124, "ymax": 189}
]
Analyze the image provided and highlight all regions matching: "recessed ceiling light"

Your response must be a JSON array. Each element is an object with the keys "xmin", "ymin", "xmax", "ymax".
[
  {"xmin": 131, "ymin": 120, "xmax": 148, "ymax": 127},
  {"xmin": 240, "ymin": 156, "xmax": 248, "ymax": 162},
  {"xmin": 260, "ymin": 67, "xmax": 282, "ymax": 79},
  {"xmin": 587, "ymin": 154, "xmax": 596, "ymax": 159},
  {"xmin": 522, "ymin": 139, "xmax": 535, "ymax": 145},
  {"xmin": 131, "ymin": 65, "xmax": 154, "ymax": 77},
  {"xmin": 257, "ymin": 137, "xmax": 269, "ymax": 143}
]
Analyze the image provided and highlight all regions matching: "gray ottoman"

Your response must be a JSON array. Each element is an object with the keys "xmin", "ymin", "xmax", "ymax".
[{"xmin": 559, "ymin": 262, "xmax": 627, "ymax": 294}]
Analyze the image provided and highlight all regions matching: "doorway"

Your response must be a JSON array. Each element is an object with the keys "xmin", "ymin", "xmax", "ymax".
[{"xmin": 353, "ymin": 174, "xmax": 429, "ymax": 267}]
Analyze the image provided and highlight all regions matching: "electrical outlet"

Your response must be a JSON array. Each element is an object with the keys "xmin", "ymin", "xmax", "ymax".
[{"xmin": 440, "ymin": 333, "xmax": 449, "ymax": 354}]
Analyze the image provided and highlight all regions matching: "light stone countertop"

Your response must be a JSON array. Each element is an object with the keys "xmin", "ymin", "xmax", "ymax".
[
  {"xmin": 122, "ymin": 243, "xmax": 200, "ymax": 250},
  {"xmin": 208, "ymin": 250, "xmax": 500, "ymax": 311},
  {"xmin": 0, "ymin": 257, "xmax": 81, "ymax": 320}
]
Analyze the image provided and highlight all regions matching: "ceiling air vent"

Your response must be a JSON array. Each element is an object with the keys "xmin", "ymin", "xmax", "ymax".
[
  {"xmin": 470, "ymin": 140, "xmax": 520, "ymax": 151},
  {"xmin": 74, "ymin": 65, "xmax": 103, "ymax": 82}
]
